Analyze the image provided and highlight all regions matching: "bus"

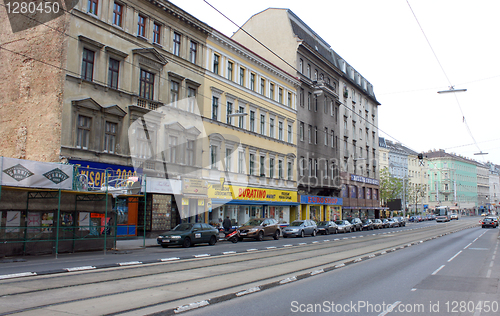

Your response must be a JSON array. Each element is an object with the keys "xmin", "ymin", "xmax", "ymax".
[{"xmin": 434, "ymin": 206, "xmax": 451, "ymax": 222}]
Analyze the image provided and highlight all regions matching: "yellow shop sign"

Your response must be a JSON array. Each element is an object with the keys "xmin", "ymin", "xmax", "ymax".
[{"xmin": 208, "ymin": 182, "xmax": 297, "ymax": 203}]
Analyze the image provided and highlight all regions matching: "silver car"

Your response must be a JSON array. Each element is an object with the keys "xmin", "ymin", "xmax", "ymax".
[
  {"xmin": 282, "ymin": 220, "xmax": 317, "ymax": 238},
  {"xmin": 334, "ymin": 220, "xmax": 353, "ymax": 233}
]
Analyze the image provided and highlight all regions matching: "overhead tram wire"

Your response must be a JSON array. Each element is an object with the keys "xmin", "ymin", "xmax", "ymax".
[{"xmin": 406, "ymin": 0, "xmax": 483, "ymax": 156}]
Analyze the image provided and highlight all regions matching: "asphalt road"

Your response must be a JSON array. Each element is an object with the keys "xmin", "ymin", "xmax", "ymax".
[{"xmin": 0, "ymin": 217, "xmax": 489, "ymax": 316}]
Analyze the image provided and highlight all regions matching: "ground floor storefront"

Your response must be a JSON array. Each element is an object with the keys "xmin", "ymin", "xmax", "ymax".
[{"xmin": 299, "ymin": 195, "xmax": 342, "ymax": 222}]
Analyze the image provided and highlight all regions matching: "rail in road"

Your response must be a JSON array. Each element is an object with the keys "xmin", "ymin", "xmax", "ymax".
[{"xmin": 0, "ymin": 220, "xmax": 479, "ymax": 316}]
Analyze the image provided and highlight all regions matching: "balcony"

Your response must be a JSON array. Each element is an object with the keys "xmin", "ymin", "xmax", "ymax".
[{"xmin": 137, "ymin": 98, "xmax": 161, "ymax": 111}]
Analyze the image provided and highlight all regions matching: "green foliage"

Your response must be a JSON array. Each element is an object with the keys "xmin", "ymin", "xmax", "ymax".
[{"xmin": 379, "ymin": 167, "xmax": 403, "ymax": 206}]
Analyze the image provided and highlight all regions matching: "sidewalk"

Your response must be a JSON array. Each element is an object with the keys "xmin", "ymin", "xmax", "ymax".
[{"xmin": 115, "ymin": 237, "xmax": 160, "ymax": 250}]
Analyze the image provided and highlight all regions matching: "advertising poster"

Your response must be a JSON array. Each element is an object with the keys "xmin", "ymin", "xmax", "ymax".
[
  {"xmin": 27, "ymin": 212, "xmax": 41, "ymax": 233},
  {"xmin": 6, "ymin": 211, "xmax": 21, "ymax": 233},
  {"xmin": 41, "ymin": 212, "xmax": 54, "ymax": 233},
  {"xmin": 78, "ymin": 212, "xmax": 90, "ymax": 231}
]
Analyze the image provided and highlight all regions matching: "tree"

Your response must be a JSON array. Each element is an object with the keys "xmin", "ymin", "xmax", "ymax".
[{"xmin": 379, "ymin": 167, "xmax": 403, "ymax": 207}]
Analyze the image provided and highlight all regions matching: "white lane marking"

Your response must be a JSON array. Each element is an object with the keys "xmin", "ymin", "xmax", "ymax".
[
  {"xmin": 311, "ymin": 269, "xmax": 324, "ymax": 275},
  {"xmin": 266, "ymin": 246, "xmax": 277, "ymax": 249},
  {"xmin": 489, "ymin": 261, "xmax": 494, "ymax": 268},
  {"xmin": 473, "ymin": 301, "xmax": 483, "ymax": 316},
  {"xmin": 432, "ymin": 265, "xmax": 446, "ymax": 275},
  {"xmin": 323, "ymin": 239, "xmax": 330, "ymax": 242},
  {"xmin": 174, "ymin": 300, "xmax": 209, "ymax": 313},
  {"xmin": 236, "ymin": 286, "xmax": 260, "ymax": 296},
  {"xmin": 447, "ymin": 251, "xmax": 462, "ymax": 262},
  {"xmin": 283, "ymin": 244, "xmax": 293, "ymax": 247},
  {"xmin": 246, "ymin": 249, "xmax": 258, "ymax": 252},
  {"xmin": 298, "ymin": 243, "xmax": 307, "ymax": 245},
  {"xmin": 0, "ymin": 272, "xmax": 37, "ymax": 279},
  {"xmin": 312, "ymin": 241, "xmax": 319, "ymax": 244},
  {"xmin": 335, "ymin": 263, "xmax": 345, "ymax": 268},
  {"xmin": 194, "ymin": 254, "xmax": 210, "ymax": 258},
  {"xmin": 65, "ymin": 266, "xmax": 96, "ymax": 272},
  {"xmin": 280, "ymin": 276, "xmax": 297, "ymax": 284},
  {"xmin": 378, "ymin": 301, "xmax": 401, "ymax": 316},
  {"xmin": 464, "ymin": 242, "xmax": 473, "ymax": 249},
  {"xmin": 161, "ymin": 257, "xmax": 180, "ymax": 262},
  {"xmin": 119, "ymin": 261, "xmax": 142, "ymax": 266},
  {"xmin": 222, "ymin": 251, "xmax": 236, "ymax": 255},
  {"xmin": 487, "ymin": 269, "xmax": 492, "ymax": 278}
]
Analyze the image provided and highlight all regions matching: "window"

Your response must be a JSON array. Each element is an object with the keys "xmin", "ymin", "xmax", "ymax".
[
  {"xmin": 300, "ymin": 88, "xmax": 304, "ymax": 107},
  {"xmin": 88, "ymin": 0, "xmax": 98, "ymax": 15},
  {"xmin": 288, "ymin": 162, "xmax": 293, "ymax": 180},
  {"xmin": 227, "ymin": 61, "xmax": 233, "ymax": 81},
  {"xmin": 308, "ymin": 125, "xmax": 312, "ymax": 143},
  {"xmin": 314, "ymin": 159, "xmax": 318, "ymax": 177},
  {"xmin": 260, "ymin": 78, "xmax": 265, "ymax": 95},
  {"xmin": 307, "ymin": 64, "xmax": 311, "ymax": 78},
  {"xmin": 260, "ymin": 114, "xmax": 265, "ymax": 135},
  {"xmin": 288, "ymin": 124, "xmax": 292, "ymax": 143},
  {"xmin": 260, "ymin": 156, "xmax": 265, "ymax": 176},
  {"xmin": 108, "ymin": 58, "xmax": 119, "ymax": 89},
  {"xmin": 103, "ymin": 121, "xmax": 117, "ymax": 153},
  {"xmin": 189, "ymin": 41, "xmax": 197, "ymax": 64},
  {"xmin": 324, "ymin": 98, "xmax": 328, "ymax": 114},
  {"xmin": 299, "ymin": 58, "xmax": 303, "ymax": 73},
  {"xmin": 249, "ymin": 154, "xmax": 255, "ymax": 175},
  {"xmin": 137, "ymin": 14, "xmax": 146, "ymax": 37},
  {"xmin": 288, "ymin": 92, "xmax": 292, "ymax": 107},
  {"xmin": 169, "ymin": 136, "xmax": 177, "ymax": 163},
  {"xmin": 112, "ymin": 2, "xmax": 123, "ymax": 26},
  {"xmin": 278, "ymin": 160, "xmax": 283, "ymax": 179},
  {"xmin": 308, "ymin": 159, "xmax": 312, "ymax": 177},
  {"xmin": 314, "ymin": 126, "xmax": 318, "ymax": 144},
  {"xmin": 331, "ymin": 130, "xmax": 335, "ymax": 148},
  {"xmin": 278, "ymin": 88, "xmax": 283, "ymax": 103},
  {"xmin": 139, "ymin": 69, "xmax": 154, "ymax": 99},
  {"xmin": 213, "ymin": 54, "xmax": 219, "ymax": 74},
  {"xmin": 187, "ymin": 87, "xmax": 196, "ymax": 112},
  {"xmin": 170, "ymin": 81, "xmax": 179, "ymax": 106},
  {"xmin": 269, "ymin": 83, "xmax": 274, "ymax": 100},
  {"xmin": 225, "ymin": 148, "xmax": 232, "ymax": 171},
  {"xmin": 250, "ymin": 73, "xmax": 255, "ymax": 91},
  {"xmin": 226, "ymin": 102, "xmax": 233, "ymax": 125},
  {"xmin": 300, "ymin": 157, "xmax": 304, "ymax": 176},
  {"xmin": 239, "ymin": 67, "xmax": 245, "ymax": 86},
  {"xmin": 314, "ymin": 95, "xmax": 318, "ymax": 112},
  {"xmin": 76, "ymin": 115, "xmax": 91, "ymax": 149},
  {"xmin": 81, "ymin": 48, "xmax": 94, "ymax": 81},
  {"xmin": 307, "ymin": 92, "xmax": 311, "ymax": 110},
  {"xmin": 212, "ymin": 97, "xmax": 219, "ymax": 121},
  {"xmin": 173, "ymin": 32, "xmax": 181, "ymax": 56},
  {"xmin": 278, "ymin": 121, "xmax": 283, "ymax": 141},
  {"xmin": 269, "ymin": 118, "xmax": 274, "ymax": 138},
  {"xmin": 238, "ymin": 106, "xmax": 245, "ymax": 128},
  {"xmin": 250, "ymin": 110, "xmax": 255, "ymax": 132},
  {"xmin": 187, "ymin": 140, "xmax": 194, "ymax": 165},
  {"xmin": 299, "ymin": 122, "xmax": 304, "ymax": 141},
  {"xmin": 269, "ymin": 158, "xmax": 275, "ymax": 178},
  {"xmin": 324, "ymin": 127, "xmax": 328, "ymax": 146},
  {"xmin": 238, "ymin": 151, "xmax": 245, "ymax": 173},
  {"xmin": 210, "ymin": 145, "xmax": 218, "ymax": 169},
  {"xmin": 153, "ymin": 23, "xmax": 161, "ymax": 44}
]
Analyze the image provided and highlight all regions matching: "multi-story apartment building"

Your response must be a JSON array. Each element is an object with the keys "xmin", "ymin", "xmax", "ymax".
[
  {"xmin": 232, "ymin": 8, "xmax": 379, "ymax": 221},
  {"xmin": 426, "ymin": 150, "xmax": 478, "ymax": 213},
  {"xmin": 476, "ymin": 162, "xmax": 490, "ymax": 212},
  {"xmin": 488, "ymin": 163, "xmax": 500, "ymax": 214},
  {"xmin": 202, "ymin": 28, "xmax": 300, "ymax": 227}
]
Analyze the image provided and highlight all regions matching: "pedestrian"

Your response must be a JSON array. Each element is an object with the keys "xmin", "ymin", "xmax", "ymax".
[{"xmin": 223, "ymin": 216, "xmax": 232, "ymax": 233}]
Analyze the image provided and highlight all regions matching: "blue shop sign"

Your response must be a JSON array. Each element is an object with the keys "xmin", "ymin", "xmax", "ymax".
[
  {"xmin": 300, "ymin": 195, "xmax": 343, "ymax": 205},
  {"xmin": 69, "ymin": 160, "xmax": 142, "ymax": 188},
  {"xmin": 350, "ymin": 174, "xmax": 379, "ymax": 186}
]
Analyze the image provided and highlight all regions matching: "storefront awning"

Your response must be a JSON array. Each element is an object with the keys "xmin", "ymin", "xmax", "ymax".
[{"xmin": 211, "ymin": 199, "xmax": 299, "ymax": 206}]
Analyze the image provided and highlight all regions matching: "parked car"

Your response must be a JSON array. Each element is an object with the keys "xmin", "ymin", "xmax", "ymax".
[
  {"xmin": 361, "ymin": 219, "xmax": 374, "ymax": 230},
  {"xmin": 238, "ymin": 218, "xmax": 281, "ymax": 241},
  {"xmin": 282, "ymin": 220, "xmax": 317, "ymax": 237},
  {"xmin": 481, "ymin": 217, "xmax": 498, "ymax": 228},
  {"xmin": 334, "ymin": 220, "xmax": 353, "ymax": 233},
  {"xmin": 409, "ymin": 216, "xmax": 419, "ymax": 222},
  {"xmin": 380, "ymin": 219, "xmax": 390, "ymax": 228},
  {"xmin": 316, "ymin": 221, "xmax": 338, "ymax": 235},
  {"xmin": 157, "ymin": 223, "xmax": 219, "ymax": 248},
  {"xmin": 348, "ymin": 218, "xmax": 363, "ymax": 231},
  {"xmin": 371, "ymin": 219, "xmax": 384, "ymax": 229},
  {"xmin": 395, "ymin": 216, "xmax": 407, "ymax": 226},
  {"xmin": 450, "ymin": 213, "xmax": 459, "ymax": 220},
  {"xmin": 386, "ymin": 218, "xmax": 399, "ymax": 228}
]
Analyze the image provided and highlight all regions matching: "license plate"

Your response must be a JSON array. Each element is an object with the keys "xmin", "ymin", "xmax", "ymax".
[
  {"xmin": 240, "ymin": 233, "xmax": 247, "ymax": 235},
  {"xmin": 163, "ymin": 240, "xmax": 170, "ymax": 243}
]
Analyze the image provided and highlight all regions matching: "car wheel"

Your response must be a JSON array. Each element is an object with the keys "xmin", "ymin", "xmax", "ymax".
[
  {"xmin": 273, "ymin": 230, "xmax": 280, "ymax": 240},
  {"xmin": 300, "ymin": 230, "xmax": 305, "ymax": 238},
  {"xmin": 238, "ymin": 237, "xmax": 244, "ymax": 242},
  {"xmin": 312, "ymin": 230, "xmax": 316, "ymax": 237},
  {"xmin": 161, "ymin": 244, "xmax": 168, "ymax": 248},
  {"xmin": 209, "ymin": 235, "xmax": 217, "ymax": 246},
  {"xmin": 182, "ymin": 237, "xmax": 191, "ymax": 248},
  {"xmin": 256, "ymin": 231, "xmax": 264, "ymax": 241},
  {"xmin": 324, "ymin": 229, "xmax": 329, "ymax": 235},
  {"xmin": 283, "ymin": 235, "xmax": 288, "ymax": 238}
]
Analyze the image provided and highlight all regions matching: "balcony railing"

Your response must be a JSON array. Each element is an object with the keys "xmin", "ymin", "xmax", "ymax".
[{"xmin": 137, "ymin": 98, "xmax": 161, "ymax": 111}]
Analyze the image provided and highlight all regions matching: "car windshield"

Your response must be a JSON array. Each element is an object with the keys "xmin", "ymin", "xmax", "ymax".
[
  {"xmin": 290, "ymin": 221, "xmax": 304, "ymax": 227},
  {"xmin": 362, "ymin": 220, "xmax": 370, "ymax": 223},
  {"xmin": 334, "ymin": 221, "xmax": 344, "ymax": 225},
  {"xmin": 317, "ymin": 221, "xmax": 329, "ymax": 225},
  {"xmin": 243, "ymin": 219, "xmax": 263, "ymax": 226},
  {"xmin": 173, "ymin": 223, "xmax": 193, "ymax": 231}
]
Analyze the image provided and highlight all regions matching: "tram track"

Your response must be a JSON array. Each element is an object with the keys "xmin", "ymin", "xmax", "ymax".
[{"xmin": 0, "ymin": 221, "xmax": 478, "ymax": 315}]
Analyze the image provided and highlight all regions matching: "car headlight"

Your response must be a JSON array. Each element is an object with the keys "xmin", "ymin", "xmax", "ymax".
[
  {"xmin": 158, "ymin": 236, "xmax": 164, "ymax": 239},
  {"xmin": 248, "ymin": 228, "xmax": 258, "ymax": 232},
  {"xmin": 170, "ymin": 235, "xmax": 181, "ymax": 239}
]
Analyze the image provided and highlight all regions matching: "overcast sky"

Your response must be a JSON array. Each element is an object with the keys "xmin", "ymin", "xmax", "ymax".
[{"xmin": 170, "ymin": 0, "xmax": 500, "ymax": 165}]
